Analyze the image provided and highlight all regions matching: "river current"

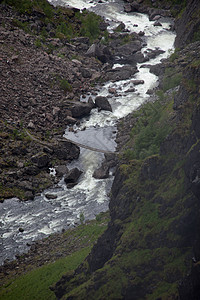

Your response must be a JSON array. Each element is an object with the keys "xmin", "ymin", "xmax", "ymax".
[{"xmin": 0, "ymin": 0, "xmax": 175, "ymax": 265}]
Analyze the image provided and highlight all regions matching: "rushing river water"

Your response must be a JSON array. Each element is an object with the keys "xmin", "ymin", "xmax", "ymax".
[{"xmin": 0, "ymin": 0, "xmax": 176, "ymax": 265}]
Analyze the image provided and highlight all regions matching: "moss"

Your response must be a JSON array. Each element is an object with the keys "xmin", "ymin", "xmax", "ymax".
[{"xmin": 0, "ymin": 185, "xmax": 25, "ymax": 202}]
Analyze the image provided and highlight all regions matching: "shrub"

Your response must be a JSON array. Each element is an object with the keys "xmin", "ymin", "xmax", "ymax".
[
  {"xmin": 80, "ymin": 12, "xmax": 101, "ymax": 42},
  {"xmin": 60, "ymin": 79, "xmax": 72, "ymax": 92}
]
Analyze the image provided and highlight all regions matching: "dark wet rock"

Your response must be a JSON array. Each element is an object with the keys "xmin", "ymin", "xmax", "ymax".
[
  {"xmin": 55, "ymin": 165, "xmax": 69, "ymax": 178},
  {"xmin": 31, "ymin": 153, "xmax": 50, "ymax": 168},
  {"xmin": 24, "ymin": 190, "xmax": 34, "ymax": 200},
  {"xmin": 53, "ymin": 141, "xmax": 80, "ymax": 161},
  {"xmin": 80, "ymin": 68, "xmax": 92, "ymax": 78},
  {"xmin": 19, "ymin": 228, "xmax": 24, "ymax": 232},
  {"xmin": 88, "ymin": 97, "xmax": 95, "ymax": 108},
  {"xmin": 129, "ymin": 1, "xmax": 140, "ymax": 12},
  {"xmin": 146, "ymin": 89, "xmax": 154, "ymax": 95},
  {"xmin": 138, "ymin": 31, "xmax": 145, "ymax": 36},
  {"xmin": 64, "ymin": 168, "xmax": 83, "ymax": 186},
  {"xmin": 23, "ymin": 166, "xmax": 40, "ymax": 176},
  {"xmin": 105, "ymin": 65, "xmax": 138, "ymax": 81},
  {"xmin": 149, "ymin": 63, "xmax": 165, "ymax": 76},
  {"xmin": 114, "ymin": 22, "xmax": 125, "ymax": 32},
  {"xmin": 86, "ymin": 43, "xmax": 112, "ymax": 63},
  {"xmin": 131, "ymin": 79, "xmax": 145, "ymax": 85},
  {"xmin": 99, "ymin": 21, "xmax": 108, "ymax": 31},
  {"xmin": 70, "ymin": 101, "xmax": 92, "ymax": 118},
  {"xmin": 93, "ymin": 165, "xmax": 109, "ymax": 179},
  {"xmin": 153, "ymin": 21, "xmax": 162, "ymax": 26},
  {"xmin": 124, "ymin": 3, "xmax": 132, "ymax": 13},
  {"xmin": 95, "ymin": 96, "xmax": 112, "ymax": 112},
  {"xmin": 144, "ymin": 48, "xmax": 165, "ymax": 60},
  {"xmin": 45, "ymin": 193, "xmax": 57, "ymax": 199},
  {"xmin": 114, "ymin": 40, "xmax": 143, "ymax": 64},
  {"xmin": 65, "ymin": 116, "xmax": 78, "ymax": 125},
  {"xmin": 125, "ymin": 87, "xmax": 135, "ymax": 93}
]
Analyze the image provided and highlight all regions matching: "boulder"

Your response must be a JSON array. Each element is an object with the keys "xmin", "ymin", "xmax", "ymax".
[
  {"xmin": 31, "ymin": 152, "xmax": 50, "ymax": 168},
  {"xmin": 124, "ymin": 4, "xmax": 132, "ymax": 13},
  {"xmin": 88, "ymin": 97, "xmax": 95, "ymax": 108},
  {"xmin": 80, "ymin": 68, "xmax": 92, "ymax": 78},
  {"xmin": 86, "ymin": 44, "xmax": 112, "ymax": 63},
  {"xmin": 154, "ymin": 21, "xmax": 162, "ymax": 27},
  {"xmin": 131, "ymin": 80, "xmax": 145, "ymax": 85},
  {"xmin": 93, "ymin": 165, "xmax": 109, "ymax": 179},
  {"xmin": 55, "ymin": 165, "xmax": 69, "ymax": 177},
  {"xmin": 45, "ymin": 194, "xmax": 57, "ymax": 199},
  {"xmin": 95, "ymin": 96, "xmax": 112, "ymax": 112},
  {"xmin": 64, "ymin": 168, "xmax": 83, "ymax": 186},
  {"xmin": 130, "ymin": 1, "xmax": 140, "ymax": 12},
  {"xmin": 105, "ymin": 65, "xmax": 138, "ymax": 81},
  {"xmin": 86, "ymin": 44, "xmax": 101, "ymax": 57},
  {"xmin": 53, "ymin": 141, "xmax": 80, "ymax": 161},
  {"xmin": 23, "ymin": 166, "xmax": 40, "ymax": 176},
  {"xmin": 70, "ymin": 102, "xmax": 92, "ymax": 118}
]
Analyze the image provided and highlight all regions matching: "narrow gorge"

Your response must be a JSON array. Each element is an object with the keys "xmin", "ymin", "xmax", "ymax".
[{"xmin": 0, "ymin": 0, "xmax": 200, "ymax": 299}]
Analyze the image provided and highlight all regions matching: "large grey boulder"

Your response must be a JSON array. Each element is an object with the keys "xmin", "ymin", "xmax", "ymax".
[
  {"xmin": 64, "ymin": 167, "xmax": 83, "ymax": 188},
  {"xmin": 93, "ymin": 165, "xmax": 109, "ymax": 179},
  {"xmin": 70, "ymin": 102, "xmax": 92, "ymax": 118},
  {"xmin": 95, "ymin": 96, "xmax": 112, "ymax": 112},
  {"xmin": 53, "ymin": 140, "xmax": 80, "ymax": 161}
]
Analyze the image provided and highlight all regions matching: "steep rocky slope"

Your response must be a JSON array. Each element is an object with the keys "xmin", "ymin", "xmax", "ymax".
[{"xmin": 53, "ymin": 1, "xmax": 200, "ymax": 299}]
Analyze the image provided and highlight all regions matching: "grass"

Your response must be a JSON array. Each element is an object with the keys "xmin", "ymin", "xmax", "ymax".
[
  {"xmin": 0, "ymin": 212, "xmax": 109, "ymax": 299},
  {"xmin": 0, "ymin": 248, "xmax": 90, "ymax": 300}
]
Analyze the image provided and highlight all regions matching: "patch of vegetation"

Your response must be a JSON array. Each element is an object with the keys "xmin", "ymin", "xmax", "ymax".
[
  {"xmin": 60, "ymin": 79, "xmax": 72, "ymax": 93},
  {"xmin": 123, "ymin": 97, "xmax": 172, "ymax": 160},
  {"xmin": 0, "ymin": 185, "xmax": 25, "ymax": 202},
  {"xmin": 34, "ymin": 38, "xmax": 42, "ymax": 48},
  {"xmin": 3, "ymin": 0, "xmax": 53, "ymax": 16},
  {"xmin": 12, "ymin": 19, "xmax": 30, "ymax": 34},
  {"xmin": 0, "ymin": 212, "xmax": 109, "ymax": 298},
  {"xmin": 0, "ymin": 249, "xmax": 89, "ymax": 300},
  {"xmin": 169, "ymin": 48, "xmax": 180, "ymax": 62},
  {"xmin": 162, "ymin": 68, "xmax": 182, "ymax": 92},
  {"xmin": 79, "ymin": 12, "xmax": 101, "ymax": 42}
]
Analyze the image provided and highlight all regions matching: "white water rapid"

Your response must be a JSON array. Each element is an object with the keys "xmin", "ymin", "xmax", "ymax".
[{"xmin": 0, "ymin": 0, "xmax": 175, "ymax": 265}]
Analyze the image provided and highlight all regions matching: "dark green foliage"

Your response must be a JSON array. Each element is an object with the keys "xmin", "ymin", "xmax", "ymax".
[
  {"xmin": 3, "ymin": 0, "xmax": 53, "ymax": 16},
  {"xmin": 79, "ymin": 12, "xmax": 101, "ymax": 42},
  {"xmin": 56, "ymin": 22, "xmax": 73, "ymax": 39},
  {"xmin": 162, "ymin": 68, "xmax": 182, "ymax": 92},
  {"xmin": 60, "ymin": 79, "xmax": 72, "ymax": 92},
  {"xmin": 124, "ymin": 99, "xmax": 172, "ymax": 160}
]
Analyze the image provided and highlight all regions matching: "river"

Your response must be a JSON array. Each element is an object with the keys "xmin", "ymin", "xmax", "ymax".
[{"xmin": 0, "ymin": 0, "xmax": 175, "ymax": 265}]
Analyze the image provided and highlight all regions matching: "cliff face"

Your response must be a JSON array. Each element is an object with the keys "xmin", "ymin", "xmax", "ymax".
[
  {"xmin": 53, "ymin": 1, "xmax": 200, "ymax": 299},
  {"xmin": 175, "ymin": 0, "xmax": 200, "ymax": 48}
]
